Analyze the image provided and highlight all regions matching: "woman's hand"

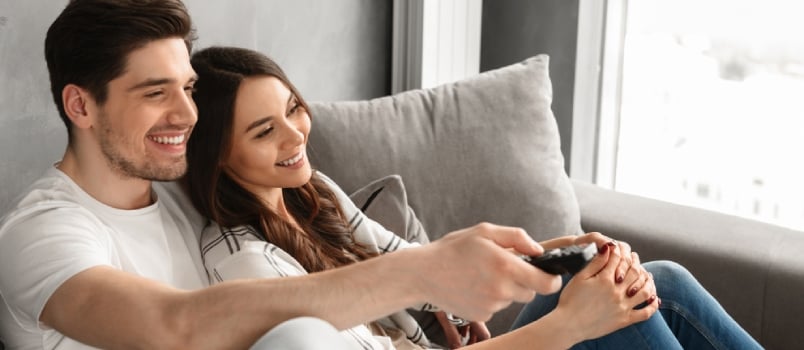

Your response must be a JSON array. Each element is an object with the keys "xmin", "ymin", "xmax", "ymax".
[
  {"xmin": 574, "ymin": 232, "xmax": 636, "ymax": 285},
  {"xmin": 434, "ymin": 311, "xmax": 491, "ymax": 348},
  {"xmin": 553, "ymin": 241, "xmax": 659, "ymax": 342}
]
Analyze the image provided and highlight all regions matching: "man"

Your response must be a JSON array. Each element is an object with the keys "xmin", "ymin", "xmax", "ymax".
[{"xmin": 0, "ymin": 1, "xmax": 561, "ymax": 348}]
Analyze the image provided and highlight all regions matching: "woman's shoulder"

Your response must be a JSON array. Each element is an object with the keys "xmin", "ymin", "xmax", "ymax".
[
  {"xmin": 200, "ymin": 222, "xmax": 263, "ymax": 260},
  {"xmin": 314, "ymin": 171, "xmax": 359, "ymax": 214}
]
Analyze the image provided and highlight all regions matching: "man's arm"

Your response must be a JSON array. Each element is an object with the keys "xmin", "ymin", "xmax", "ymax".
[{"xmin": 43, "ymin": 223, "xmax": 561, "ymax": 349}]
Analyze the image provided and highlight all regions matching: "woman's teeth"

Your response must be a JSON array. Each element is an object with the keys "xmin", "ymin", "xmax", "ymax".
[{"xmin": 277, "ymin": 152, "xmax": 304, "ymax": 166}]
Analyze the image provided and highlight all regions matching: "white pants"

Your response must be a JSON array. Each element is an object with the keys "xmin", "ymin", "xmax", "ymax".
[{"xmin": 250, "ymin": 317, "xmax": 357, "ymax": 350}]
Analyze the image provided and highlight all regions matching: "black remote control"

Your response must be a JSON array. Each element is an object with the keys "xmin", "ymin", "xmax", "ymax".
[{"xmin": 523, "ymin": 244, "xmax": 597, "ymax": 275}]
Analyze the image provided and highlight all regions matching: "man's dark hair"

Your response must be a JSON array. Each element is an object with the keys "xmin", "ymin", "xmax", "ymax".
[{"xmin": 45, "ymin": 0, "xmax": 197, "ymax": 141}]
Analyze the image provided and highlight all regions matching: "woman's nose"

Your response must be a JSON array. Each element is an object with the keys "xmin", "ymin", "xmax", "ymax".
[{"xmin": 278, "ymin": 119, "xmax": 305, "ymax": 150}]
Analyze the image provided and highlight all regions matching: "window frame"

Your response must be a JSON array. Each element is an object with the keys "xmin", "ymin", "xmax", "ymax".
[{"xmin": 571, "ymin": 0, "xmax": 628, "ymax": 188}]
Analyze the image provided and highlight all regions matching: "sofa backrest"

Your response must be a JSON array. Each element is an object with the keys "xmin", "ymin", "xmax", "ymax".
[{"xmin": 308, "ymin": 55, "xmax": 582, "ymax": 242}]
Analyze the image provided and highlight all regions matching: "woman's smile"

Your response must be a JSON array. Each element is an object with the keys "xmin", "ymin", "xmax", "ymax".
[{"xmin": 276, "ymin": 150, "xmax": 306, "ymax": 169}]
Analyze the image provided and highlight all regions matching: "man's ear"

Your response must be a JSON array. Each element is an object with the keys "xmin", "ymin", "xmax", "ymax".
[{"xmin": 62, "ymin": 84, "xmax": 93, "ymax": 129}]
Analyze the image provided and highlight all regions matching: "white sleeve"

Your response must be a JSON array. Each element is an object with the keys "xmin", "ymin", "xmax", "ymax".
[
  {"xmin": 200, "ymin": 224, "xmax": 308, "ymax": 284},
  {"xmin": 0, "ymin": 204, "xmax": 112, "ymax": 331},
  {"xmin": 316, "ymin": 172, "xmax": 418, "ymax": 254}
]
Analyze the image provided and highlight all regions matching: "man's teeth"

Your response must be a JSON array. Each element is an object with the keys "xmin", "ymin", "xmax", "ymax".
[
  {"xmin": 277, "ymin": 152, "xmax": 304, "ymax": 166},
  {"xmin": 151, "ymin": 135, "xmax": 185, "ymax": 145}
]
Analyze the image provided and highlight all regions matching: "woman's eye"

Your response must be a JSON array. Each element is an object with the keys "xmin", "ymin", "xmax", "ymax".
[
  {"xmin": 289, "ymin": 102, "xmax": 302, "ymax": 115},
  {"xmin": 255, "ymin": 127, "xmax": 273, "ymax": 139}
]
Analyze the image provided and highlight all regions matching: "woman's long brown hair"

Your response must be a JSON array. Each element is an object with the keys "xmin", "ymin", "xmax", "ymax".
[{"xmin": 184, "ymin": 46, "xmax": 375, "ymax": 272}]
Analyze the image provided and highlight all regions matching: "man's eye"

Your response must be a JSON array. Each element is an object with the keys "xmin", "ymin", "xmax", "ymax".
[{"xmin": 145, "ymin": 91, "xmax": 164, "ymax": 98}]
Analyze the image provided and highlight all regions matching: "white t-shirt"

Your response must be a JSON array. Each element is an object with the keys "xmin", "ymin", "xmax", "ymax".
[{"xmin": 0, "ymin": 167, "xmax": 207, "ymax": 350}]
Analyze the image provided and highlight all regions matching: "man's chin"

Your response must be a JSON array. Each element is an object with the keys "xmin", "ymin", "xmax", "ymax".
[
  {"xmin": 148, "ymin": 166, "xmax": 188, "ymax": 182},
  {"xmin": 119, "ymin": 163, "xmax": 187, "ymax": 182}
]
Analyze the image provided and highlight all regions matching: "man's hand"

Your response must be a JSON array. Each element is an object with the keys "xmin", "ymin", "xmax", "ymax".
[{"xmin": 411, "ymin": 223, "xmax": 562, "ymax": 321}]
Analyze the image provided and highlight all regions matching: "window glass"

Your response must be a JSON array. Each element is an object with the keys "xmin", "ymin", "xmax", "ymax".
[{"xmin": 615, "ymin": 0, "xmax": 804, "ymax": 230}]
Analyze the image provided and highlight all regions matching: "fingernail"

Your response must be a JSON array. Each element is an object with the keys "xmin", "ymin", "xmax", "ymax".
[
  {"xmin": 616, "ymin": 275, "xmax": 624, "ymax": 283},
  {"xmin": 606, "ymin": 241, "xmax": 617, "ymax": 247},
  {"xmin": 627, "ymin": 287, "xmax": 637, "ymax": 297},
  {"xmin": 598, "ymin": 244, "xmax": 609, "ymax": 254},
  {"xmin": 658, "ymin": 297, "xmax": 662, "ymax": 306},
  {"xmin": 648, "ymin": 295, "xmax": 657, "ymax": 304}
]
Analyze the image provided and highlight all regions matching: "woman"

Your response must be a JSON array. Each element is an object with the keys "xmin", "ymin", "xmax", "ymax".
[{"xmin": 183, "ymin": 46, "xmax": 762, "ymax": 349}]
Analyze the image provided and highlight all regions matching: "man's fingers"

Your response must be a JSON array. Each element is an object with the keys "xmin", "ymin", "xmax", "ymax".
[{"xmin": 474, "ymin": 223, "xmax": 543, "ymax": 256}]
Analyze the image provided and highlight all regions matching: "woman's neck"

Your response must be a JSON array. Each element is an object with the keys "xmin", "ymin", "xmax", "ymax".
[{"xmin": 259, "ymin": 189, "xmax": 301, "ymax": 229}]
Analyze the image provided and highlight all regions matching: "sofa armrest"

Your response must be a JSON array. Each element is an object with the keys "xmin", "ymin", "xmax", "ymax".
[{"xmin": 572, "ymin": 179, "xmax": 804, "ymax": 349}]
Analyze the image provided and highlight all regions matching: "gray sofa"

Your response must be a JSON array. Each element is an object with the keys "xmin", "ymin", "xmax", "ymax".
[{"xmin": 307, "ymin": 55, "xmax": 804, "ymax": 349}]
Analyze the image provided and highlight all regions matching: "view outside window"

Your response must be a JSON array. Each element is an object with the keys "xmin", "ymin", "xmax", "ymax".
[{"xmin": 614, "ymin": 0, "xmax": 804, "ymax": 231}]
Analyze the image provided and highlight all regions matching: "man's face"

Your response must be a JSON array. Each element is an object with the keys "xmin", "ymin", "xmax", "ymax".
[{"xmin": 92, "ymin": 38, "xmax": 198, "ymax": 181}]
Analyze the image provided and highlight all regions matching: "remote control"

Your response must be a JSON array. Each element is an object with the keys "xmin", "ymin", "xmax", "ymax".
[{"xmin": 523, "ymin": 244, "xmax": 597, "ymax": 275}]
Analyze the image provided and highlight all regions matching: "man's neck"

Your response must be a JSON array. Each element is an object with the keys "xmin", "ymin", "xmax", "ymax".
[{"xmin": 58, "ymin": 147, "xmax": 154, "ymax": 210}]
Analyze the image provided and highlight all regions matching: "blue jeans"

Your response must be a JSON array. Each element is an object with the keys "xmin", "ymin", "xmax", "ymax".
[{"xmin": 511, "ymin": 261, "xmax": 763, "ymax": 349}]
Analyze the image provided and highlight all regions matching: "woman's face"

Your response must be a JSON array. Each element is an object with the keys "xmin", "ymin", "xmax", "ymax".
[{"xmin": 224, "ymin": 76, "xmax": 312, "ymax": 196}]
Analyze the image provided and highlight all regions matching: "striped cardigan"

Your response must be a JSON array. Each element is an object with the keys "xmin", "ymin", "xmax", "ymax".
[{"xmin": 199, "ymin": 173, "xmax": 456, "ymax": 349}]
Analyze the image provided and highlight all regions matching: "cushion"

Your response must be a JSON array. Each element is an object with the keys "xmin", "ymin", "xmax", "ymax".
[
  {"xmin": 308, "ymin": 55, "xmax": 581, "ymax": 242},
  {"xmin": 348, "ymin": 174, "xmax": 429, "ymax": 245},
  {"xmin": 349, "ymin": 175, "xmax": 447, "ymax": 344}
]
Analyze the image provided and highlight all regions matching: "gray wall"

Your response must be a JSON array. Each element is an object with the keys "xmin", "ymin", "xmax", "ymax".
[
  {"xmin": 0, "ymin": 0, "xmax": 391, "ymax": 213},
  {"xmin": 481, "ymin": 0, "xmax": 579, "ymax": 172}
]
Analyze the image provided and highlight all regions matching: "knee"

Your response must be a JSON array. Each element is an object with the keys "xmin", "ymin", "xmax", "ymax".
[
  {"xmin": 251, "ymin": 317, "xmax": 350, "ymax": 350},
  {"xmin": 644, "ymin": 260, "xmax": 690, "ymax": 278},
  {"xmin": 644, "ymin": 260, "xmax": 701, "ymax": 292}
]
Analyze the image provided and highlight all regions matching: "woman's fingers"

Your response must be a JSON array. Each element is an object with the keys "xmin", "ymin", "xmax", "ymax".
[
  {"xmin": 628, "ymin": 294, "xmax": 660, "ymax": 324},
  {"xmin": 613, "ymin": 240, "xmax": 633, "ymax": 284},
  {"xmin": 434, "ymin": 311, "xmax": 464, "ymax": 349},
  {"xmin": 467, "ymin": 321, "xmax": 491, "ymax": 344},
  {"xmin": 575, "ymin": 241, "xmax": 614, "ymax": 278},
  {"xmin": 597, "ymin": 241, "xmax": 622, "ymax": 279},
  {"xmin": 622, "ymin": 252, "xmax": 645, "ymax": 296}
]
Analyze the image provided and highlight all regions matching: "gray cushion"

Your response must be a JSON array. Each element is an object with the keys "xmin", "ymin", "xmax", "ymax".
[
  {"xmin": 308, "ymin": 55, "xmax": 581, "ymax": 242},
  {"xmin": 348, "ymin": 174, "xmax": 429, "ymax": 245}
]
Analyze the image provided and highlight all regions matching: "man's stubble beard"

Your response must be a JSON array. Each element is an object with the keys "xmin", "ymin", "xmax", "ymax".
[{"xmin": 97, "ymin": 111, "xmax": 188, "ymax": 182}]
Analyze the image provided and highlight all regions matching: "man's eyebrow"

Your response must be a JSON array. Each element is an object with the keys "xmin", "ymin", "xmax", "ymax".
[
  {"xmin": 245, "ymin": 116, "xmax": 273, "ymax": 133},
  {"xmin": 126, "ymin": 78, "xmax": 174, "ymax": 92},
  {"xmin": 126, "ymin": 75, "xmax": 197, "ymax": 92}
]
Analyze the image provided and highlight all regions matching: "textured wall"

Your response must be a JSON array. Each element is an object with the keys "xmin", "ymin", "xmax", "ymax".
[
  {"xmin": 481, "ymin": 0, "xmax": 580, "ymax": 172},
  {"xmin": 0, "ymin": 0, "xmax": 391, "ymax": 213}
]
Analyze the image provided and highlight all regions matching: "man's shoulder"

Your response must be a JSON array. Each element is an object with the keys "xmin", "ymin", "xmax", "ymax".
[{"xmin": 1, "ymin": 168, "xmax": 92, "ymax": 229}]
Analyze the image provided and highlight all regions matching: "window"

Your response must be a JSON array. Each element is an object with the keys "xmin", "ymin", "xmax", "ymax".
[{"xmin": 576, "ymin": 0, "xmax": 804, "ymax": 231}]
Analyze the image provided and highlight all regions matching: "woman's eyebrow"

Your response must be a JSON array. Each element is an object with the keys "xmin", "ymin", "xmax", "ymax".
[{"xmin": 245, "ymin": 116, "xmax": 273, "ymax": 133}]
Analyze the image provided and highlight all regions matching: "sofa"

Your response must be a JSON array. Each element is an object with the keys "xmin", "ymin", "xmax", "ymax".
[{"xmin": 306, "ymin": 55, "xmax": 804, "ymax": 349}]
